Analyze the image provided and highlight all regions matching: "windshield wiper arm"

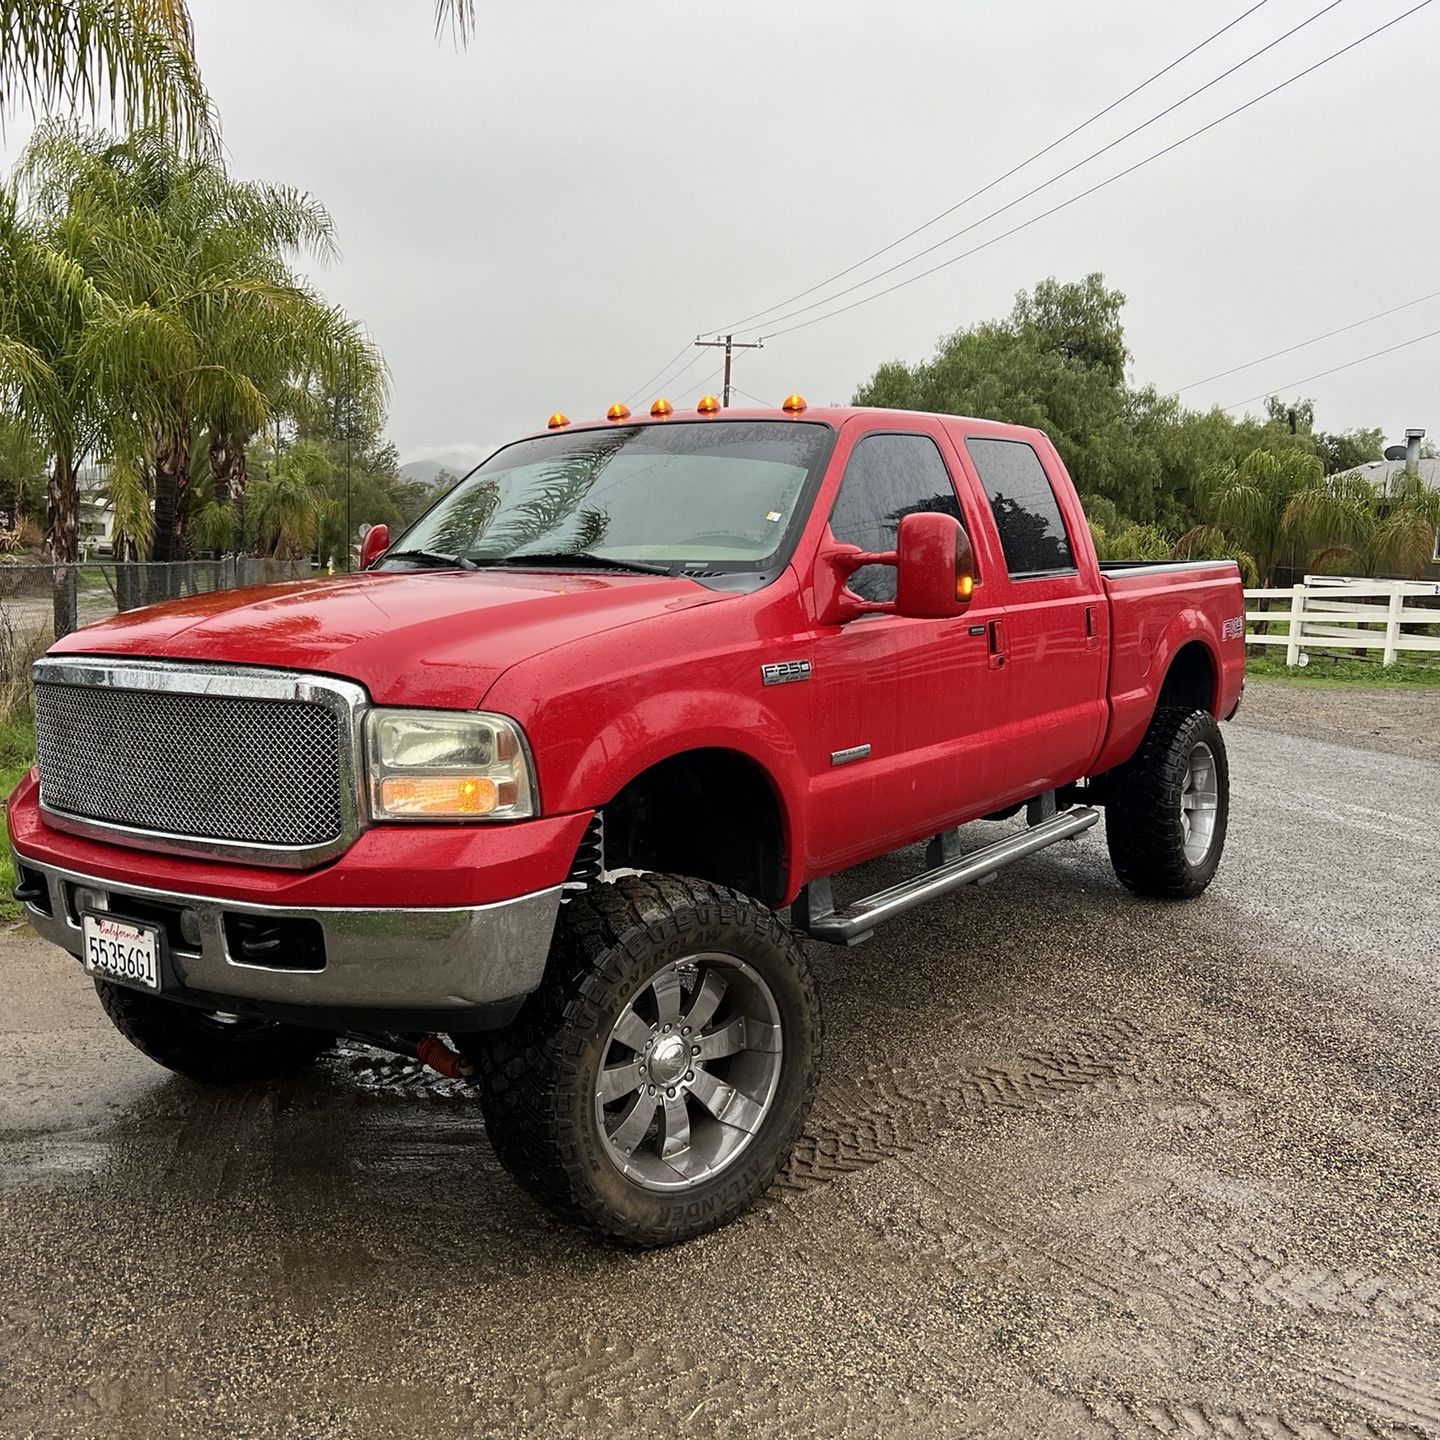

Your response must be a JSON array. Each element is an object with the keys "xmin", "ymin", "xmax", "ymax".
[
  {"xmin": 382, "ymin": 548, "xmax": 481, "ymax": 571},
  {"xmin": 498, "ymin": 551, "xmax": 675, "ymax": 576}
]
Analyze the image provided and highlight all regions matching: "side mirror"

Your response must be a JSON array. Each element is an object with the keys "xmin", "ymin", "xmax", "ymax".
[
  {"xmin": 358, "ymin": 523, "xmax": 389, "ymax": 571},
  {"xmin": 894, "ymin": 511, "xmax": 975, "ymax": 618},
  {"xmin": 815, "ymin": 512, "xmax": 975, "ymax": 625}
]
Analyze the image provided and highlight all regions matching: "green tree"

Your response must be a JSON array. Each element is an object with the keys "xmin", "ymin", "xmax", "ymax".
[
  {"xmin": 14, "ymin": 123, "xmax": 383, "ymax": 568},
  {"xmin": 0, "ymin": 0, "xmax": 212, "ymax": 149},
  {"xmin": 1312, "ymin": 426, "xmax": 1384, "ymax": 475},
  {"xmin": 249, "ymin": 438, "xmax": 331, "ymax": 561},
  {"xmin": 1181, "ymin": 448, "xmax": 1324, "ymax": 587}
]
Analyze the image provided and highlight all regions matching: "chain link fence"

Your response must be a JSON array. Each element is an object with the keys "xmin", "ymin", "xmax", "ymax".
[{"xmin": 0, "ymin": 558, "xmax": 315, "ymax": 689}]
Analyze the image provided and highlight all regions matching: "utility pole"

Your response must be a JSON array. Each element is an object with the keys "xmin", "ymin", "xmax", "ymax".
[{"xmin": 694, "ymin": 334, "xmax": 764, "ymax": 407}]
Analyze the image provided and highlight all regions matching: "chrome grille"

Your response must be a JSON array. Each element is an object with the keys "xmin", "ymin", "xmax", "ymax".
[{"xmin": 32, "ymin": 662, "xmax": 361, "ymax": 861}]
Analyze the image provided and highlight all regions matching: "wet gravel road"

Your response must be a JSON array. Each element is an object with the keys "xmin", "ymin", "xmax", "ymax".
[{"xmin": 2, "ymin": 682, "xmax": 1438, "ymax": 1439}]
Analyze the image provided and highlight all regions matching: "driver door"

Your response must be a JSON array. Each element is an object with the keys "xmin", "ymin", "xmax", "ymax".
[{"xmin": 805, "ymin": 424, "xmax": 1009, "ymax": 872}]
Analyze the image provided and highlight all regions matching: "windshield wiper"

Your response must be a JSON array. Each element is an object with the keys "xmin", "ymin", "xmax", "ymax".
[
  {"xmin": 498, "ymin": 551, "xmax": 675, "ymax": 576},
  {"xmin": 383, "ymin": 548, "xmax": 480, "ymax": 571}
]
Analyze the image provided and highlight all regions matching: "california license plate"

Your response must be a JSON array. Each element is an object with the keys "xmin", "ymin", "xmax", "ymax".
[{"xmin": 82, "ymin": 913, "xmax": 161, "ymax": 992}]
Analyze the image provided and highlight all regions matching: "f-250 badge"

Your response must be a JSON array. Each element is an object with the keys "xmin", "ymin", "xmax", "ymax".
[{"xmin": 761, "ymin": 659, "xmax": 812, "ymax": 686}]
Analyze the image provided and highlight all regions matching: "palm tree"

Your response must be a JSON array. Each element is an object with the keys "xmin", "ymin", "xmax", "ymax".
[
  {"xmin": 249, "ymin": 438, "xmax": 330, "ymax": 562},
  {"xmin": 0, "ymin": 0, "xmax": 212, "ymax": 149},
  {"xmin": 3, "ymin": 0, "xmax": 475, "ymax": 149},
  {"xmin": 1178, "ymin": 448, "xmax": 1324, "ymax": 587},
  {"xmin": 1287, "ymin": 467, "xmax": 1440, "ymax": 579},
  {"xmin": 0, "ymin": 171, "xmax": 118, "ymax": 629},
  {"xmin": 14, "ymin": 123, "xmax": 384, "ymax": 570}
]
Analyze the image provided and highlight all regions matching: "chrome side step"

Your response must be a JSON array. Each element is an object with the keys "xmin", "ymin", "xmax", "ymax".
[{"xmin": 795, "ymin": 806, "xmax": 1100, "ymax": 946}]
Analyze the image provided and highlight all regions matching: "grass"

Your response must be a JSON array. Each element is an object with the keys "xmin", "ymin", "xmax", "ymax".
[
  {"xmin": 1246, "ymin": 653, "xmax": 1440, "ymax": 687},
  {"xmin": 0, "ymin": 715, "xmax": 35, "ymax": 922}
]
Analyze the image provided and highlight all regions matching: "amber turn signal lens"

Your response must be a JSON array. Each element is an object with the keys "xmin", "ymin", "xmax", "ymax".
[
  {"xmin": 378, "ymin": 774, "xmax": 498, "ymax": 817},
  {"xmin": 650, "ymin": 397, "xmax": 673, "ymax": 417},
  {"xmin": 547, "ymin": 412, "xmax": 569, "ymax": 429},
  {"xmin": 697, "ymin": 394, "xmax": 720, "ymax": 414},
  {"xmin": 782, "ymin": 393, "xmax": 807, "ymax": 413},
  {"xmin": 606, "ymin": 402, "xmax": 631, "ymax": 421},
  {"xmin": 958, "ymin": 574, "xmax": 974, "ymax": 600}
]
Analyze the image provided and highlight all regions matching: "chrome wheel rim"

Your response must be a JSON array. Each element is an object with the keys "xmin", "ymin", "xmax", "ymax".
[
  {"xmin": 1180, "ymin": 740, "xmax": 1220, "ymax": 865},
  {"xmin": 594, "ymin": 953, "xmax": 783, "ymax": 1192}
]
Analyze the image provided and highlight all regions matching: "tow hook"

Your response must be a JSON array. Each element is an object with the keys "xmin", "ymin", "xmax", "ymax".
[
  {"xmin": 416, "ymin": 1034, "xmax": 470, "ymax": 1079},
  {"xmin": 348, "ymin": 1030, "xmax": 474, "ymax": 1078}
]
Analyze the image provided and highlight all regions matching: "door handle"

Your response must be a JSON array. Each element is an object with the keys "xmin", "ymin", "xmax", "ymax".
[
  {"xmin": 1084, "ymin": 604, "xmax": 1099, "ymax": 650},
  {"xmin": 988, "ymin": 618, "xmax": 1007, "ymax": 670}
]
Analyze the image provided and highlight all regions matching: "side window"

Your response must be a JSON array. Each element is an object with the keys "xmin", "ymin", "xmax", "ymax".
[
  {"xmin": 828, "ymin": 434, "xmax": 963, "ymax": 602},
  {"xmin": 965, "ymin": 437, "xmax": 1074, "ymax": 577}
]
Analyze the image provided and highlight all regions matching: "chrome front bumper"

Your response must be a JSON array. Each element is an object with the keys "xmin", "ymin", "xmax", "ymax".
[{"xmin": 12, "ymin": 850, "xmax": 562, "ymax": 1021}]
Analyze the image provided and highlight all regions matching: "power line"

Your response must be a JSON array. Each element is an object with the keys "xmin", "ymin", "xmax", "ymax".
[
  {"xmin": 759, "ymin": 1, "xmax": 1433, "ymax": 341},
  {"xmin": 625, "ymin": 341, "xmax": 693, "ymax": 406},
  {"xmin": 748, "ymin": 0, "xmax": 1351, "ymax": 337},
  {"xmin": 730, "ymin": 385, "xmax": 772, "ymax": 407},
  {"xmin": 1173, "ymin": 288, "xmax": 1440, "ymax": 391},
  {"xmin": 1223, "ymin": 325, "xmax": 1440, "ymax": 410},
  {"xmin": 712, "ymin": 0, "xmax": 1272, "ymax": 334}
]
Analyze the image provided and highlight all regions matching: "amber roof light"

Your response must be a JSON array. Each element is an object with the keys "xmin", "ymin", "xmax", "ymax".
[
  {"xmin": 650, "ymin": 397, "xmax": 673, "ymax": 417},
  {"xmin": 547, "ymin": 412, "xmax": 569, "ymax": 429},
  {"xmin": 606, "ymin": 402, "xmax": 631, "ymax": 421},
  {"xmin": 782, "ymin": 393, "xmax": 807, "ymax": 414},
  {"xmin": 697, "ymin": 394, "xmax": 720, "ymax": 414}
]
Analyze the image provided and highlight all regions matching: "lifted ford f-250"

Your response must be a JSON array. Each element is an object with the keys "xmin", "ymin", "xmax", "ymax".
[{"xmin": 10, "ymin": 398, "xmax": 1244, "ymax": 1245}]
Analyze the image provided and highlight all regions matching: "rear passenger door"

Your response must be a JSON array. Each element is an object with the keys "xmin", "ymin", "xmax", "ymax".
[{"xmin": 959, "ymin": 434, "xmax": 1108, "ymax": 795}]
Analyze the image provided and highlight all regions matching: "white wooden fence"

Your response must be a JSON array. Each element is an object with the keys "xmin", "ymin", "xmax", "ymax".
[{"xmin": 1245, "ymin": 577, "xmax": 1440, "ymax": 666}]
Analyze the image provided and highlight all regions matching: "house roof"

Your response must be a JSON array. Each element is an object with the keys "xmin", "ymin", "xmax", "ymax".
[{"xmin": 1344, "ymin": 457, "xmax": 1440, "ymax": 494}]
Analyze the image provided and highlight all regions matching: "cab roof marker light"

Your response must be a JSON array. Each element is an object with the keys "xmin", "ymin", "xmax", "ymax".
[
  {"xmin": 782, "ymin": 393, "xmax": 807, "ymax": 414},
  {"xmin": 650, "ymin": 397, "xmax": 673, "ymax": 418},
  {"xmin": 606, "ymin": 402, "xmax": 631, "ymax": 421},
  {"xmin": 547, "ymin": 412, "xmax": 569, "ymax": 429},
  {"xmin": 697, "ymin": 394, "xmax": 720, "ymax": 414}
]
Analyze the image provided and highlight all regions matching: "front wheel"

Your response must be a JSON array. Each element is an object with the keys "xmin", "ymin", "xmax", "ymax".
[
  {"xmin": 472, "ymin": 875, "xmax": 821, "ymax": 1246},
  {"xmin": 1105, "ymin": 706, "xmax": 1230, "ymax": 899}
]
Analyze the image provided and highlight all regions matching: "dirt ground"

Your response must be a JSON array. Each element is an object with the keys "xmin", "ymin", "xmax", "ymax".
[{"xmin": 1, "ymin": 679, "xmax": 1437, "ymax": 1439}]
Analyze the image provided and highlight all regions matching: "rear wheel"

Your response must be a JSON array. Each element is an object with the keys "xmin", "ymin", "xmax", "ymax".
[
  {"xmin": 1105, "ymin": 706, "xmax": 1229, "ymax": 899},
  {"xmin": 472, "ymin": 874, "xmax": 820, "ymax": 1246},
  {"xmin": 95, "ymin": 981, "xmax": 332, "ymax": 1084}
]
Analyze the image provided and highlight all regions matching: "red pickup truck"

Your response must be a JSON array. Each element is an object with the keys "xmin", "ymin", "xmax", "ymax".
[{"xmin": 9, "ymin": 400, "xmax": 1244, "ymax": 1244}]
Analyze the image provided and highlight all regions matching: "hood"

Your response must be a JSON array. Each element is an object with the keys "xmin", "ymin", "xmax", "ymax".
[{"xmin": 51, "ymin": 569, "xmax": 722, "ymax": 708}]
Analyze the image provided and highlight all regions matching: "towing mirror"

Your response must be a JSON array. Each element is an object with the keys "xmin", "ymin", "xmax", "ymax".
[
  {"xmin": 894, "ymin": 512, "xmax": 975, "ymax": 618},
  {"xmin": 359, "ymin": 523, "xmax": 390, "ymax": 571},
  {"xmin": 814, "ymin": 511, "xmax": 975, "ymax": 624}
]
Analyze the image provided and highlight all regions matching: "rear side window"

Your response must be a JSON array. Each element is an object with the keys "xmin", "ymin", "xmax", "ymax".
[
  {"xmin": 965, "ymin": 437, "xmax": 1074, "ymax": 577},
  {"xmin": 828, "ymin": 434, "xmax": 962, "ymax": 602}
]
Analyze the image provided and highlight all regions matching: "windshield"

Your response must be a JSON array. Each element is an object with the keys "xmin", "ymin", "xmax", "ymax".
[{"xmin": 384, "ymin": 420, "xmax": 831, "ymax": 573}]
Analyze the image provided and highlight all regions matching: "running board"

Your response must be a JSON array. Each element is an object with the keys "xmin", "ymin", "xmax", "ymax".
[{"xmin": 795, "ymin": 806, "xmax": 1100, "ymax": 945}]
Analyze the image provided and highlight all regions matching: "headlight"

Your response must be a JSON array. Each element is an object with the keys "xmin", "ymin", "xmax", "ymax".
[{"xmin": 366, "ymin": 709, "xmax": 536, "ymax": 821}]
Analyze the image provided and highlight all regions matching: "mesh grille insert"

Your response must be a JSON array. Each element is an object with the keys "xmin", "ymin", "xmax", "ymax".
[{"xmin": 33, "ymin": 681, "xmax": 347, "ymax": 848}]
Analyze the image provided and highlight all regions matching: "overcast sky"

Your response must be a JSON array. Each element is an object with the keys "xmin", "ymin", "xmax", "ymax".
[{"xmin": 47, "ymin": 1, "xmax": 1440, "ymax": 463}]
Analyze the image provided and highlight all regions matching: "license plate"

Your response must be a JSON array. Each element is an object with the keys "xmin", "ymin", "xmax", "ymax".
[{"xmin": 82, "ymin": 913, "xmax": 161, "ymax": 992}]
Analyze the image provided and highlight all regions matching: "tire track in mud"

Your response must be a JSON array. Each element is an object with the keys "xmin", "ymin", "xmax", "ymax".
[
  {"xmin": 1076, "ymin": 1394, "xmax": 1427, "ymax": 1439},
  {"xmin": 774, "ymin": 1016, "xmax": 1144, "ymax": 1192},
  {"xmin": 501, "ymin": 1328, "xmax": 962, "ymax": 1440},
  {"xmin": 1120, "ymin": 1233, "xmax": 1440, "ymax": 1328}
]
